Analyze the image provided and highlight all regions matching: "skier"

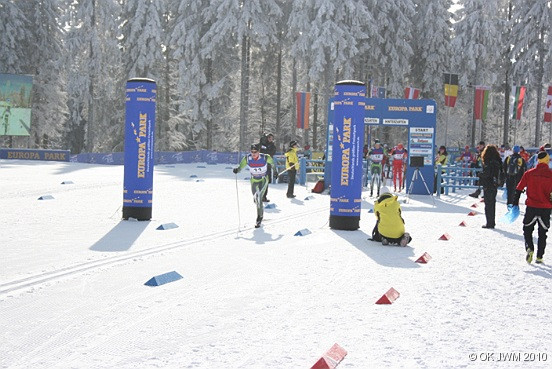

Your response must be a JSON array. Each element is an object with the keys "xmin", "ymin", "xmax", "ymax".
[
  {"xmin": 2, "ymin": 99, "xmax": 11, "ymax": 135},
  {"xmin": 513, "ymin": 150, "xmax": 552, "ymax": 264},
  {"xmin": 233, "ymin": 144, "xmax": 276, "ymax": 228},
  {"xmin": 368, "ymin": 139, "xmax": 385, "ymax": 196},
  {"xmin": 391, "ymin": 143, "xmax": 408, "ymax": 192},
  {"xmin": 259, "ymin": 133, "xmax": 277, "ymax": 202},
  {"xmin": 284, "ymin": 140, "xmax": 299, "ymax": 198},
  {"xmin": 369, "ymin": 186, "xmax": 412, "ymax": 246},
  {"xmin": 503, "ymin": 145, "xmax": 526, "ymax": 207}
]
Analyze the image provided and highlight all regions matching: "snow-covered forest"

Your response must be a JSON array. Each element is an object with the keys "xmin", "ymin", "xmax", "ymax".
[{"xmin": 0, "ymin": 0, "xmax": 550, "ymax": 153}]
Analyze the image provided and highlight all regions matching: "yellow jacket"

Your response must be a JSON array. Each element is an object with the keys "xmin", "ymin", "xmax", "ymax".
[
  {"xmin": 285, "ymin": 147, "xmax": 299, "ymax": 170},
  {"xmin": 374, "ymin": 193, "xmax": 405, "ymax": 239}
]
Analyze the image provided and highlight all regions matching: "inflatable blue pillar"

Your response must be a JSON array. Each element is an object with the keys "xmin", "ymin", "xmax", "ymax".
[
  {"xmin": 330, "ymin": 80, "xmax": 366, "ymax": 230},
  {"xmin": 123, "ymin": 78, "xmax": 156, "ymax": 220}
]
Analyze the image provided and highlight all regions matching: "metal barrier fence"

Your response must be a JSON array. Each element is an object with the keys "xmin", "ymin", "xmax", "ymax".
[
  {"xmin": 273, "ymin": 156, "xmax": 325, "ymax": 186},
  {"xmin": 435, "ymin": 163, "xmax": 482, "ymax": 197}
]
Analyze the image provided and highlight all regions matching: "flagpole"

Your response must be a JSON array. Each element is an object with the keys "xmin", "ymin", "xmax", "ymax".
[{"xmin": 445, "ymin": 106, "xmax": 450, "ymax": 147}]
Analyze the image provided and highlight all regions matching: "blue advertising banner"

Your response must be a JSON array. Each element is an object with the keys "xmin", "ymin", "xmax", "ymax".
[
  {"xmin": 330, "ymin": 81, "xmax": 366, "ymax": 230},
  {"xmin": 364, "ymin": 98, "xmax": 437, "ymax": 194},
  {"xmin": 123, "ymin": 78, "xmax": 156, "ymax": 220}
]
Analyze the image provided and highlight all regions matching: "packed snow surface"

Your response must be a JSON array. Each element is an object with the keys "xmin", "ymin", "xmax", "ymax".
[{"xmin": 1, "ymin": 160, "xmax": 551, "ymax": 368}]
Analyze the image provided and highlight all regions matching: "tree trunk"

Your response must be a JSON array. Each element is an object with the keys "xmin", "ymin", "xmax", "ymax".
[
  {"xmin": 276, "ymin": 46, "xmax": 282, "ymax": 141},
  {"xmin": 291, "ymin": 59, "xmax": 297, "ymax": 140},
  {"xmin": 239, "ymin": 33, "xmax": 250, "ymax": 151},
  {"xmin": 205, "ymin": 58, "xmax": 213, "ymax": 150},
  {"xmin": 313, "ymin": 90, "xmax": 318, "ymax": 149},
  {"xmin": 86, "ymin": 0, "xmax": 96, "ymax": 153}
]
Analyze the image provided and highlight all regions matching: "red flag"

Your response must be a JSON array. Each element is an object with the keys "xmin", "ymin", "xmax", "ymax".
[
  {"xmin": 544, "ymin": 85, "xmax": 552, "ymax": 123},
  {"xmin": 404, "ymin": 87, "xmax": 420, "ymax": 99},
  {"xmin": 474, "ymin": 86, "xmax": 490, "ymax": 120},
  {"xmin": 296, "ymin": 92, "xmax": 310, "ymax": 129}
]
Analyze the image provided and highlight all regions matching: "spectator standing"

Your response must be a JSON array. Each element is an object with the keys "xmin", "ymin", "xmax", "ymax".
[
  {"xmin": 513, "ymin": 150, "xmax": 552, "ymax": 264},
  {"xmin": 469, "ymin": 141, "xmax": 486, "ymax": 198},
  {"xmin": 503, "ymin": 145, "xmax": 526, "ymax": 207},
  {"xmin": 285, "ymin": 140, "xmax": 299, "ymax": 198},
  {"xmin": 478, "ymin": 145, "xmax": 504, "ymax": 229},
  {"xmin": 434, "ymin": 145, "xmax": 448, "ymax": 193},
  {"xmin": 259, "ymin": 133, "xmax": 277, "ymax": 202}
]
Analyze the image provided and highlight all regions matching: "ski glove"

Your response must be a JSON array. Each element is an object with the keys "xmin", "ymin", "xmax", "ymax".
[
  {"xmin": 232, "ymin": 168, "xmax": 239, "ymax": 174},
  {"xmin": 512, "ymin": 189, "xmax": 523, "ymax": 206}
]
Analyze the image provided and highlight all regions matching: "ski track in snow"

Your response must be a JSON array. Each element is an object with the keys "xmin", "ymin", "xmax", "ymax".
[{"xmin": 1, "ymin": 160, "xmax": 551, "ymax": 368}]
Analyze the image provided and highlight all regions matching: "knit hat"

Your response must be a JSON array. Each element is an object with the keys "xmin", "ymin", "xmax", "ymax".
[
  {"xmin": 379, "ymin": 186, "xmax": 391, "ymax": 195},
  {"xmin": 513, "ymin": 145, "xmax": 520, "ymax": 153},
  {"xmin": 537, "ymin": 151, "xmax": 550, "ymax": 164}
]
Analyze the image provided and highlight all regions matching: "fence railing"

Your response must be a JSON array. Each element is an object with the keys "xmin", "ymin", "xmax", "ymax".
[
  {"xmin": 435, "ymin": 163, "xmax": 482, "ymax": 197},
  {"xmin": 274, "ymin": 156, "xmax": 325, "ymax": 186}
]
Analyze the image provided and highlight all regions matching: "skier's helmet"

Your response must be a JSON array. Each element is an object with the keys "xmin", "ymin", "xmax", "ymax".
[
  {"xmin": 290, "ymin": 140, "xmax": 298, "ymax": 148},
  {"xmin": 250, "ymin": 143, "xmax": 260, "ymax": 152}
]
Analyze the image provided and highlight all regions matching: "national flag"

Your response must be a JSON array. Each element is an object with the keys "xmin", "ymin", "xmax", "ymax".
[
  {"xmin": 296, "ymin": 91, "xmax": 310, "ymax": 129},
  {"xmin": 474, "ymin": 86, "xmax": 490, "ymax": 120},
  {"xmin": 444, "ymin": 73, "xmax": 459, "ymax": 107},
  {"xmin": 371, "ymin": 85, "xmax": 378, "ymax": 98},
  {"xmin": 510, "ymin": 86, "xmax": 527, "ymax": 120},
  {"xmin": 544, "ymin": 85, "xmax": 552, "ymax": 123},
  {"xmin": 404, "ymin": 87, "xmax": 421, "ymax": 99}
]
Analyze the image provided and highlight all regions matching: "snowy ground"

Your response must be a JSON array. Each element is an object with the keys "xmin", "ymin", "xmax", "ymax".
[{"xmin": 0, "ymin": 159, "xmax": 551, "ymax": 369}]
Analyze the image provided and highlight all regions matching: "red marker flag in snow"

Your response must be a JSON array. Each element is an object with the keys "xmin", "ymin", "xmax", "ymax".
[
  {"xmin": 296, "ymin": 92, "xmax": 311, "ymax": 129},
  {"xmin": 310, "ymin": 343, "xmax": 347, "ymax": 369},
  {"xmin": 404, "ymin": 87, "xmax": 420, "ymax": 99},
  {"xmin": 544, "ymin": 85, "xmax": 552, "ymax": 123}
]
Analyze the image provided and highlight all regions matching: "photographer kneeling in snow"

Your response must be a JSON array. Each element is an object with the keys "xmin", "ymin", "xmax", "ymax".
[{"xmin": 369, "ymin": 187, "xmax": 412, "ymax": 246}]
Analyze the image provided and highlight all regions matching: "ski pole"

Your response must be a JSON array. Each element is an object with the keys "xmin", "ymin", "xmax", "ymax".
[{"xmin": 276, "ymin": 162, "xmax": 298, "ymax": 177}]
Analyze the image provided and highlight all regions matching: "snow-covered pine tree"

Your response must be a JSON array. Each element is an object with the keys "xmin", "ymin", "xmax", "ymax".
[
  {"xmin": 63, "ymin": 0, "xmax": 123, "ymax": 153},
  {"xmin": 453, "ymin": 0, "xmax": 503, "ymax": 146},
  {"xmin": 409, "ymin": 0, "xmax": 454, "ymax": 146},
  {"xmin": 19, "ymin": 0, "xmax": 66, "ymax": 149},
  {"xmin": 510, "ymin": 0, "xmax": 551, "ymax": 146}
]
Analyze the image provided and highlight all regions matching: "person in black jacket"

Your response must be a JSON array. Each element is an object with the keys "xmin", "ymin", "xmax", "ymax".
[
  {"xmin": 259, "ymin": 133, "xmax": 277, "ymax": 202},
  {"xmin": 503, "ymin": 145, "xmax": 526, "ymax": 207},
  {"xmin": 478, "ymin": 144, "xmax": 504, "ymax": 229}
]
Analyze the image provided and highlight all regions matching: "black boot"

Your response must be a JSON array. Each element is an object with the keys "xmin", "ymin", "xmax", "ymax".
[
  {"xmin": 255, "ymin": 216, "xmax": 263, "ymax": 228},
  {"xmin": 469, "ymin": 188, "xmax": 481, "ymax": 198}
]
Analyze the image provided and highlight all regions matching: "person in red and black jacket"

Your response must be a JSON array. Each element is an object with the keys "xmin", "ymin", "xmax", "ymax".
[{"xmin": 513, "ymin": 150, "xmax": 552, "ymax": 264}]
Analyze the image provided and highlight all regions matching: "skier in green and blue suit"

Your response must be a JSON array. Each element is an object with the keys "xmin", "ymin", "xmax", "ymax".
[{"xmin": 233, "ymin": 144, "xmax": 276, "ymax": 228}]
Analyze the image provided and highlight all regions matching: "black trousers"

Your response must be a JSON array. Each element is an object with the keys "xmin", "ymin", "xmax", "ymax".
[
  {"xmin": 483, "ymin": 187, "xmax": 497, "ymax": 227},
  {"xmin": 371, "ymin": 222, "xmax": 412, "ymax": 245},
  {"xmin": 523, "ymin": 206, "xmax": 551, "ymax": 259},
  {"xmin": 263, "ymin": 164, "xmax": 272, "ymax": 200},
  {"xmin": 505, "ymin": 175, "xmax": 520, "ymax": 205},
  {"xmin": 287, "ymin": 169, "xmax": 296, "ymax": 196}
]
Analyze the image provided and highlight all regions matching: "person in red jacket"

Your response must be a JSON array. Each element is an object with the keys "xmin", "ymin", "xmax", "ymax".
[{"xmin": 513, "ymin": 150, "xmax": 552, "ymax": 264}]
